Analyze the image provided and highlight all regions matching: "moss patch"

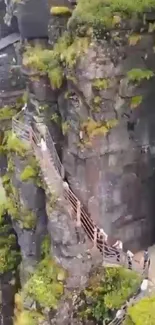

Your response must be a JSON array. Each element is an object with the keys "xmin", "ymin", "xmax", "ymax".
[
  {"xmin": 92, "ymin": 78, "xmax": 111, "ymax": 90},
  {"xmin": 69, "ymin": 0, "xmax": 155, "ymax": 30},
  {"xmin": 80, "ymin": 118, "xmax": 118, "ymax": 146}
]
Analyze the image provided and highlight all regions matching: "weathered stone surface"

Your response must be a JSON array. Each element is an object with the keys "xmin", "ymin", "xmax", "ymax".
[{"xmin": 47, "ymin": 207, "xmax": 101, "ymax": 289}]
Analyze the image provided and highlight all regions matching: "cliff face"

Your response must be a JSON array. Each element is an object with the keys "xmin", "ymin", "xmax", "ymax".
[
  {"xmin": 1, "ymin": 0, "xmax": 155, "ymax": 324},
  {"xmin": 61, "ymin": 24, "xmax": 155, "ymax": 251}
]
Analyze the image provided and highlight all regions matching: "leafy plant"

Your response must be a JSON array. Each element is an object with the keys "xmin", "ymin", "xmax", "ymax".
[
  {"xmin": 50, "ymin": 6, "xmax": 72, "ymax": 15},
  {"xmin": 127, "ymin": 69, "xmax": 154, "ymax": 83},
  {"xmin": 80, "ymin": 267, "xmax": 141, "ymax": 322}
]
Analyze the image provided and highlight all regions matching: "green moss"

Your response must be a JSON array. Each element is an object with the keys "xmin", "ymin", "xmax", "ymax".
[
  {"xmin": 128, "ymin": 34, "xmax": 142, "ymax": 46},
  {"xmin": 93, "ymin": 78, "xmax": 110, "ymax": 90},
  {"xmin": 41, "ymin": 234, "xmax": 51, "ymax": 259},
  {"xmin": 50, "ymin": 6, "xmax": 72, "ymax": 15},
  {"xmin": 2, "ymin": 171, "xmax": 37, "ymax": 229},
  {"xmin": 56, "ymin": 35, "xmax": 90, "ymax": 67},
  {"xmin": 23, "ymin": 32, "xmax": 90, "ymax": 79},
  {"xmin": 23, "ymin": 46, "xmax": 64, "ymax": 89},
  {"xmin": 127, "ymin": 69, "xmax": 154, "ymax": 83},
  {"xmin": 130, "ymin": 95, "xmax": 142, "ymax": 109},
  {"xmin": 0, "ymin": 106, "xmax": 17, "ymax": 121},
  {"xmin": 79, "ymin": 267, "xmax": 141, "ymax": 322},
  {"xmin": 24, "ymin": 257, "xmax": 67, "ymax": 309},
  {"xmin": 48, "ymin": 66, "xmax": 64, "ymax": 89},
  {"xmin": 14, "ymin": 294, "xmax": 44, "ymax": 325},
  {"xmin": 81, "ymin": 118, "xmax": 118, "ymax": 146},
  {"xmin": 20, "ymin": 165, "xmax": 38, "ymax": 182},
  {"xmin": 14, "ymin": 310, "xmax": 44, "ymax": 325},
  {"xmin": 62, "ymin": 121, "xmax": 70, "ymax": 135},
  {"xmin": 69, "ymin": 0, "xmax": 155, "ymax": 30},
  {"xmin": 6, "ymin": 133, "xmax": 30, "ymax": 157}
]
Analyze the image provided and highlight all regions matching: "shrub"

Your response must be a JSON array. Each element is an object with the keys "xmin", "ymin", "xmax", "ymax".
[
  {"xmin": 81, "ymin": 267, "xmax": 141, "ymax": 322},
  {"xmin": 20, "ymin": 165, "xmax": 37, "ymax": 182},
  {"xmin": 127, "ymin": 69, "xmax": 154, "ymax": 83},
  {"xmin": 50, "ymin": 6, "xmax": 72, "ymax": 15},
  {"xmin": 126, "ymin": 295, "xmax": 155, "ymax": 325},
  {"xmin": 24, "ymin": 258, "xmax": 67, "ymax": 309}
]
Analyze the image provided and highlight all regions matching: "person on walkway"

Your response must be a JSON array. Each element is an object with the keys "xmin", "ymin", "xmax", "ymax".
[
  {"xmin": 40, "ymin": 137, "xmax": 47, "ymax": 152},
  {"xmin": 143, "ymin": 249, "xmax": 150, "ymax": 270},
  {"xmin": 127, "ymin": 250, "xmax": 134, "ymax": 270},
  {"xmin": 112, "ymin": 240, "xmax": 123, "ymax": 263},
  {"xmin": 141, "ymin": 277, "xmax": 148, "ymax": 292}
]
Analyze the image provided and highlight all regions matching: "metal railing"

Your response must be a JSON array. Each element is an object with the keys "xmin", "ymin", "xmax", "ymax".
[{"xmin": 12, "ymin": 114, "xmax": 145, "ymax": 275}]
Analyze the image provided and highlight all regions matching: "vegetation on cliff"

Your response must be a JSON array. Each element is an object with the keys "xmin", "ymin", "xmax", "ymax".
[
  {"xmin": 125, "ymin": 295, "xmax": 155, "ymax": 325},
  {"xmin": 69, "ymin": 0, "xmax": 155, "ymax": 30},
  {"xmin": 75, "ymin": 266, "xmax": 141, "ymax": 322},
  {"xmin": 14, "ymin": 235, "xmax": 67, "ymax": 324},
  {"xmin": 0, "ymin": 212, "xmax": 20, "ymax": 274}
]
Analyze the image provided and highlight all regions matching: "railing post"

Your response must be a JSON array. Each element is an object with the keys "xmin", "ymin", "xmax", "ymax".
[
  {"xmin": 76, "ymin": 199, "xmax": 81, "ymax": 227},
  {"xmin": 61, "ymin": 165, "xmax": 65, "ymax": 180},
  {"xmin": 93, "ymin": 227, "xmax": 97, "ymax": 248}
]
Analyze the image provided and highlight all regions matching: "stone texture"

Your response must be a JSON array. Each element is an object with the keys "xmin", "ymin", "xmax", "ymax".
[{"xmin": 47, "ymin": 207, "xmax": 100, "ymax": 289}]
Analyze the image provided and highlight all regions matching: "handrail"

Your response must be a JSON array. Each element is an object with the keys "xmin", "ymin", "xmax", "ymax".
[{"xmin": 12, "ymin": 114, "xmax": 145, "ymax": 275}]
